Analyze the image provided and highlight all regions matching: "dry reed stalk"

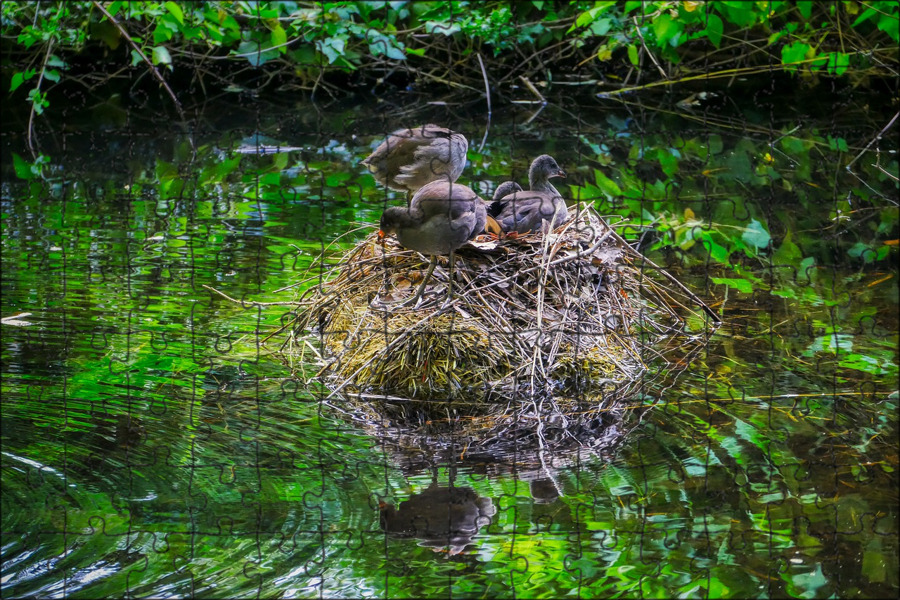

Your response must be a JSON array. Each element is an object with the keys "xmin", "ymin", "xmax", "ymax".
[{"xmin": 278, "ymin": 203, "xmax": 714, "ymax": 429}]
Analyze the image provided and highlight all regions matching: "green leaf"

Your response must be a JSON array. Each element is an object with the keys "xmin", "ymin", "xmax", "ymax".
[
  {"xmin": 705, "ymin": 13, "xmax": 723, "ymax": 48},
  {"xmin": 782, "ymin": 42, "xmax": 811, "ymax": 64},
  {"xmin": 12, "ymin": 153, "xmax": 34, "ymax": 180},
  {"xmin": 317, "ymin": 36, "xmax": 346, "ymax": 64},
  {"xmin": 10, "ymin": 70, "xmax": 35, "ymax": 93},
  {"xmin": 711, "ymin": 277, "xmax": 754, "ymax": 293},
  {"xmin": 627, "ymin": 43, "xmax": 639, "ymax": 66},
  {"xmin": 826, "ymin": 52, "xmax": 850, "ymax": 76},
  {"xmin": 574, "ymin": 4, "xmax": 614, "ymax": 30},
  {"xmin": 851, "ymin": 7, "xmax": 878, "ymax": 27},
  {"xmin": 239, "ymin": 40, "xmax": 277, "ymax": 66},
  {"xmin": 164, "ymin": 1, "xmax": 184, "ymax": 25},
  {"xmin": 593, "ymin": 169, "xmax": 622, "ymax": 198},
  {"xmin": 26, "ymin": 88, "xmax": 46, "ymax": 114},
  {"xmin": 718, "ymin": 2, "xmax": 757, "ymax": 27},
  {"xmin": 43, "ymin": 69, "xmax": 60, "ymax": 83},
  {"xmin": 580, "ymin": 135, "xmax": 603, "ymax": 156},
  {"xmin": 828, "ymin": 135, "xmax": 849, "ymax": 152},
  {"xmin": 10, "ymin": 72, "xmax": 24, "ymax": 92},
  {"xmin": 797, "ymin": 0, "xmax": 812, "ymax": 19},
  {"xmin": 877, "ymin": 12, "xmax": 899, "ymax": 42},
  {"xmin": 576, "ymin": 7, "xmax": 600, "ymax": 28},
  {"xmin": 293, "ymin": 44, "xmax": 318, "ymax": 65},
  {"xmin": 18, "ymin": 30, "xmax": 38, "ymax": 50},
  {"xmin": 271, "ymin": 24, "xmax": 287, "ymax": 48},
  {"xmin": 653, "ymin": 13, "xmax": 682, "ymax": 46},
  {"xmin": 152, "ymin": 45, "xmax": 172, "ymax": 66},
  {"xmin": 153, "ymin": 23, "xmax": 174, "ymax": 44},
  {"xmin": 425, "ymin": 21, "xmax": 461, "ymax": 36},
  {"xmin": 368, "ymin": 31, "xmax": 405, "ymax": 60},
  {"xmin": 590, "ymin": 18, "xmax": 612, "ymax": 36},
  {"xmin": 742, "ymin": 219, "xmax": 771, "ymax": 249}
]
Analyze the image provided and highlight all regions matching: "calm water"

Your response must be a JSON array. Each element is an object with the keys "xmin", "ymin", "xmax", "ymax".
[{"xmin": 2, "ymin": 84, "xmax": 897, "ymax": 598}]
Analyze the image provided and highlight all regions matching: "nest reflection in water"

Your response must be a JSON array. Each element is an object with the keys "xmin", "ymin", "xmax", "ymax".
[{"xmin": 276, "ymin": 204, "xmax": 715, "ymax": 452}]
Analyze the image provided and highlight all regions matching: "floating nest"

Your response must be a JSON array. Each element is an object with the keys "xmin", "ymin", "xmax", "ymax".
[{"xmin": 273, "ymin": 203, "xmax": 715, "ymax": 442}]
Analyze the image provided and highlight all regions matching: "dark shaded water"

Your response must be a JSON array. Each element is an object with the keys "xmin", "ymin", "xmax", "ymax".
[{"xmin": 2, "ymin": 83, "xmax": 897, "ymax": 598}]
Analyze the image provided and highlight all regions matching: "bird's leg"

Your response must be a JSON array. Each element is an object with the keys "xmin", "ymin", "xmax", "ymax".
[
  {"xmin": 447, "ymin": 251, "xmax": 455, "ymax": 299},
  {"xmin": 437, "ymin": 252, "xmax": 457, "ymax": 310}
]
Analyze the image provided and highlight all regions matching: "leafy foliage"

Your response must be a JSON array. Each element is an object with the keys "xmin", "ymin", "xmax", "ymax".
[{"xmin": 2, "ymin": 1, "xmax": 898, "ymax": 119}]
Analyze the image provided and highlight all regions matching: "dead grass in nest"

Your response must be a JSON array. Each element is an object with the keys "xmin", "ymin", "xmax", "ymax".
[{"xmin": 272, "ymin": 203, "xmax": 716, "ymax": 430}]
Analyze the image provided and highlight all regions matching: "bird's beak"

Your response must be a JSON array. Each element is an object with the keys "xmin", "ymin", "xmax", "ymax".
[
  {"xmin": 377, "ymin": 230, "xmax": 386, "ymax": 240},
  {"xmin": 556, "ymin": 169, "xmax": 567, "ymax": 178}
]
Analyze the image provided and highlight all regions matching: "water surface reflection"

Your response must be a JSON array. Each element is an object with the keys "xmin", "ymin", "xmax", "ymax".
[{"xmin": 2, "ymin": 88, "xmax": 896, "ymax": 598}]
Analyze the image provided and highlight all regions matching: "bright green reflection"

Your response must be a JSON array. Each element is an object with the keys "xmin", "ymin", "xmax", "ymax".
[{"xmin": 1, "ymin": 92, "xmax": 897, "ymax": 599}]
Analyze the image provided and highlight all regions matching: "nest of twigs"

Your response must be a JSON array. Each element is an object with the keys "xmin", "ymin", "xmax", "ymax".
[{"xmin": 280, "ymin": 204, "xmax": 714, "ymax": 432}]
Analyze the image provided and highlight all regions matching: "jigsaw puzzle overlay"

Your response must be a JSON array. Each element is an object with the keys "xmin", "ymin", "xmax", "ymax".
[{"xmin": 1, "ymin": 2, "xmax": 897, "ymax": 598}]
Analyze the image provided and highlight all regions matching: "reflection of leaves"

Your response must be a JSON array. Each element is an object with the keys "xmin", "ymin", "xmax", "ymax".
[
  {"xmin": 724, "ymin": 149, "xmax": 752, "ymax": 182},
  {"xmin": 804, "ymin": 334, "xmax": 855, "ymax": 356},
  {"xmin": 12, "ymin": 153, "xmax": 36, "ymax": 180},
  {"xmin": 571, "ymin": 118, "xmax": 894, "ymax": 286},
  {"xmin": 772, "ymin": 231, "xmax": 801, "ymax": 264},
  {"xmin": 700, "ymin": 235, "xmax": 731, "ymax": 263},
  {"xmin": 201, "ymin": 156, "xmax": 242, "ymax": 185},
  {"xmin": 742, "ymin": 219, "xmax": 771, "ymax": 250},
  {"xmin": 797, "ymin": 256, "xmax": 817, "ymax": 285},
  {"xmin": 711, "ymin": 277, "xmax": 754, "ymax": 293},
  {"xmin": 839, "ymin": 352, "xmax": 896, "ymax": 376}
]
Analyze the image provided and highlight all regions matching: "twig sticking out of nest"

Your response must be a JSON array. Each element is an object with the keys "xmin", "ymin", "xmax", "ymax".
[{"xmin": 284, "ymin": 204, "xmax": 709, "ymax": 414}]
